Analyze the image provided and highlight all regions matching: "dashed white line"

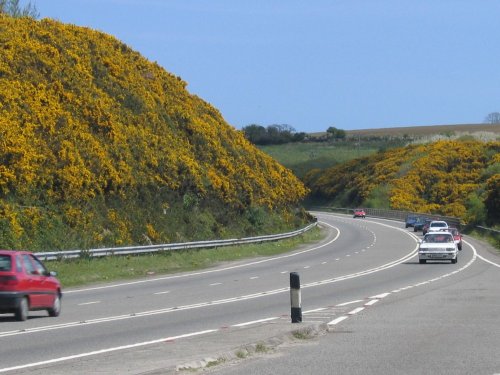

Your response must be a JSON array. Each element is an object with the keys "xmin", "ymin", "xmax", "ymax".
[
  {"xmin": 328, "ymin": 316, "xmax": 349, "ymax": 326},
  {"xmin": 348, "ymin": 307, "xmax": 365, "ymax": 315},
  {"xmin": 365, "ymin": 299, "xmax": 379, "ymax": 306},
  {"xmin": 209, "ymin": 283, "xmax": 222, "ymax": 286},
  {"xmin": 370, "ymin": 293, "xmax": 390, "ymax": 299},
  {"xmin": 232, "ymin": 317, "xmax": 280, "ymax": 327},
  {"xmin": 153, "ymin": 291, "xmax": 170, "ymax": 295},
  {"xmin": 303, "ymin": 307, "xmax": 327, "ymax": 313},
  {"xmin": 78, "ymin": 301, "xmax": 100, "ymax": 306},
  {"xmin": 336, "ymin": 300, "xmax": 364, "ymax": 307}
]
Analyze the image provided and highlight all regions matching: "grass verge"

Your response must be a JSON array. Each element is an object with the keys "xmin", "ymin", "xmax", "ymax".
[{"xmin": 49, "ymin": 226, "xmax": 324, "ymax": 288}]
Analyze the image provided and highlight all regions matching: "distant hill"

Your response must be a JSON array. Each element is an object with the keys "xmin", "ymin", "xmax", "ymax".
[
  {"xmin": 0, "ymin": 15, "xmax": 308, "ymax": 250},
  {"xmin": 309, "ymin": 123, "xmax": 500, "ymax": 140},
  {"xmin": 346, "ymin": 123, "xmax": 500, "ymax": 138}
]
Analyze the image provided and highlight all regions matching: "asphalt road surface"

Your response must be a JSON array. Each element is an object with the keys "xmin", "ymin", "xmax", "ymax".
[{"xmin": 1, "ymin": 212, "xmax": 498, "ymax": 374}]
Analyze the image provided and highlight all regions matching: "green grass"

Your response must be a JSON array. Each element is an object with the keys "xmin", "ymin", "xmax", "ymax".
[
  {"xmin": 258, "ymin": 142, "xmax": 377, "ymax": 177},
  {"xmin": 49, "ymin": 226, "xmax": 324, "ymax": 288}
]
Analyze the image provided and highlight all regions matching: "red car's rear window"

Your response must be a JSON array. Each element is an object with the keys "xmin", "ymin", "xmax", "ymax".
[{"xmin": 0, "ymin": 255, "xmax": 12, "ymax": 272}]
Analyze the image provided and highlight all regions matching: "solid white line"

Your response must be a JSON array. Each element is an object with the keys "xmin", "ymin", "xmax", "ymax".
[
  {"xmin": 0, "ymin": 330, "xmax": 217, "ymax": 374},
  {"xmin": 476, "ymin": 254, "xmax": 500, "ymax": 268},
  {"xmin": 466, "ymin": 238, "xmax": 500, "ymax": 268},
  {"xmin": 328, "ymin": 316, "xmax": 348, "ymax": 325}
]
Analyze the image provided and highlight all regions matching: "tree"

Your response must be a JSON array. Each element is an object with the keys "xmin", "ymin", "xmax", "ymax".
[
  {"xmin": 241, "ymin": 124, "xmax": 268, "ymax": 144},
  {"xmin": 484, "ymin": 112, "xmax": 500, "ymax": 124},
  {"xmin": 0, "ymin": 0, "xmax": 39, "ymax": 18},
  {"xmin": 326, "ymin": 126, "xmax": 346, "ymax": 141}
]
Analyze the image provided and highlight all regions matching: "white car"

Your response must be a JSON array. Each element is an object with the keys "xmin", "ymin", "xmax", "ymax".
[
  {"xmin": 419, "ymin": 231, "xmax": 458, "ymax": 264},
  {"xmin": 427, "ymin": 220, "xmax": 449, "ymax": 233}
]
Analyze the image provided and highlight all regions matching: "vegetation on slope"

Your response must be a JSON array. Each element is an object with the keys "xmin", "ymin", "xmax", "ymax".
[
  {"xmin": 304, "ymin": 140, "xmax": 500, "ymax": 226},
  {"xmin": 0, "ymin": 15, "xmax": 309, "ymax": 251}
]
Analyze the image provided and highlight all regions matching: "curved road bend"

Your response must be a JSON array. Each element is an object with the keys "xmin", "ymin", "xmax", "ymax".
[{"xmin": 0, "ymin": 212, "xmax": 497, "ymax": 374}]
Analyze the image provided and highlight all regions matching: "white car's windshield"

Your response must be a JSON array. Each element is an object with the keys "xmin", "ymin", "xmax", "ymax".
[{"xmin": 424, "ymin": 233, "xmax": 453, "ymax": 243}]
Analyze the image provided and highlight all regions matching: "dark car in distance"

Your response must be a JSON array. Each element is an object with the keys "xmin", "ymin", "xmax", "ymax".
[
  {"xmin": 0, "ymin": 250, "xmax": 62, "ymax": 321},
  {"xmin": 405, "ymin": 215, "xmax": 420, "ymax": 228},
  {"xmin": 413, "ymin": 217, "xmax": 429, "ymax": 232}
]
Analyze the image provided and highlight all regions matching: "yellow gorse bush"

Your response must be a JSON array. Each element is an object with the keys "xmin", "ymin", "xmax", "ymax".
[
  {"xmin": 0, "ymin": 15, "xmax": 306, "ymax": 208},
  {"xmin": 0, "ymin": 15, "xmax": 308, "ymax": 249},
  {"xmin": 306, "ymin": 139, "xmax": 500, "ymax": 222}
]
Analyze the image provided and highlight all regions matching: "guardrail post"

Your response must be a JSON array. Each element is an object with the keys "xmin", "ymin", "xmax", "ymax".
[{"xmin": 290, "ymin": 272, "xmax": 302, "ymax": 323}]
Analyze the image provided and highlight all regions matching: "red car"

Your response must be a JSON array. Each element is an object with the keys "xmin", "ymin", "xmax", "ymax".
[
  {"xmin": 353, "ymin": 209, "xmax": 366, "ymax": 218},
  {"xmin": 0, "ymin": 250, "xmax": 62, "ymax": 321},
  {"xmin": 448, "ymin": 227, "xmax": 463, "ymax": 250}
]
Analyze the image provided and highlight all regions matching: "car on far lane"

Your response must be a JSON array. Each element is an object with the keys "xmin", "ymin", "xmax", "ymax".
[
  {"xmin": 415, "ymin": 218, "xmax": 433, "ymax": 233},
  {"xmin": 353, "ymin": 209, "xmax": 366, "ymax": 218},
  {"xmin": 405, "ymin": 215, "xmax": 420, "ymax": 228},
  {"xmin": 418, "ymin": 231, "xmax": 458, "ymax": 264},
  {"xmin": 427, "ymin": 220, "xmax": 449, "ymax": 233},
  {"xmin": 0, "ymin": 250, "xmax": 62, "ymax": 321}
]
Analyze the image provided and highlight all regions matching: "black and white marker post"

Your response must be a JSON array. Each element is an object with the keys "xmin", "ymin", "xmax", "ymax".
[{"xmin": 290, "ymin": 272, "xmax": 302, "ymax": 323}]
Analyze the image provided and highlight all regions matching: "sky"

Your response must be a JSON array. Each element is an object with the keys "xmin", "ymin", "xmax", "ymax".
[{"xmin": 34, "ymin": 0, "xmax": 500, "ymax": 133}]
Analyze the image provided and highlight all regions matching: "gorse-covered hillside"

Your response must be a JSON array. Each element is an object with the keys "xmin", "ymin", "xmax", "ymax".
[
  {"xmin": 0, "ymin": 16, "xmax": 308, "ymax": 250},
  {"xmin": 305, "ymin": 140, "xmax": 500, "ymax": 225}
]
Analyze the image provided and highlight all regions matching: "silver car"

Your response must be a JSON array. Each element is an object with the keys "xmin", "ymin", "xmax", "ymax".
[{"xmin": 418, "ymin": 232, "xmax": 458, "ymax": 264}]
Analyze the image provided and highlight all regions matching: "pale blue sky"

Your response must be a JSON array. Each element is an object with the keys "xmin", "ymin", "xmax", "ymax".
[{"xmin": 36, "ymin": 0, "xmax": 500, "ymax": 132}]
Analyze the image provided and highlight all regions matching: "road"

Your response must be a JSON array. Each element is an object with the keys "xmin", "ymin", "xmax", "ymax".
[{"xmin": 0, "ymin": 212, "xmax": 498, "ymax": 374}]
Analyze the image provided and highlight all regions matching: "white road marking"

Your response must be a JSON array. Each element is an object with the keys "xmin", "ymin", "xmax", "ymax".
[
  {"xmin": 0, "ymin": 330, "xmax": 217, "ymax": 374},
  {"xmin": 365, "ymin": 299, "xmax": 379, "ymax": 306},
  {"xmin": 153, "ymin": 291, "xmax": 170, "ymax": 295},
  {"xmin": 303, "ymin": 308, "xmax": 327, "ymax": 313},
  {"xmin": 78, "ymin": 301, "xmax": 100, "ymax": 306},
  {"xmin": 328, "ymin": 316, "xmax": 349, "ymax": 326},
  {"xmin": 209, "ymin": 283, "xmax": 222, "ymax": 286},
  {"xmin": 336, "ymin": 300, "xmax": 364, "ymax": 306},
  {"xmin": 348, "ymin": 307, "xmax": 365, "ymax": 315},
  {"xmin": 232, "ymin": 317, "xmax": 280, "ymax": 327},
  {"xmin": 370, "ymin": 293, "xmax": 390, "ymax": 299}
]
